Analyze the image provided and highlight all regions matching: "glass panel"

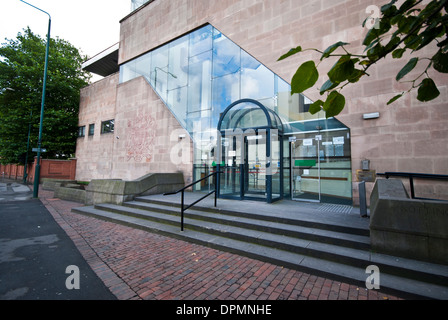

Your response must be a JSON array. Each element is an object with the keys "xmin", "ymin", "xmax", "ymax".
[
  {"xmin": 135, "ymin": 53, "xmax": 152, "ymax": 80},
  {"xmin": 167, "ymin": 86, "xmax": 188, "ymax": 128},
  {"xmin": 150, "ymin": 46, "xmax": 169, "ymax": 101},
  {"xmin": 188, "ymin": 51, "xmax": 212, "ymax": 114},
  {"xmin": 168, "ymin": 35, "xmax": 189, "ymax": 90},
  {"xmin": 319, "ymin": 129, "xmax": 352, "ymax": 205},
  {"xmin": 244, "ymin": 132, "xmax": 266, "ymax": 199},
  {"xmin": 119, "ymin": 62, "xmax": 136, "ymax": 83},
  {"xmin": 271, "ymin": 131, "xmax": 281, "ymax": 199},
  {"xmin": 291, "ymin": 134, "xmax": 320, "ymax": 202},
  {"xmin": 283, "ymin": 138, "xmax": 290, "ymax": 198},
  {"xmin": 219, "ymin": 136, "xmax": 241, "ymax": 197},
  {"xmin": 212, "ymin": 72, "xmax": 240, "ymax": 127},
  {"xmin": 212, "ymin": 29, "xmax": 241, "ymax": 78},
  {"xmin": 241, "ymin": 50, "xmax": 274, "ymax": 101},
  {"xmin": 190, "ymin": 25, "xmax": 213, "ymax": 57}
]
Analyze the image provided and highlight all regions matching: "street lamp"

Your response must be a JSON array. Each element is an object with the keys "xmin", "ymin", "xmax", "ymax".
[{"xmin": 19, "ymin": 0, "xmax": 51, "ymax": 198}]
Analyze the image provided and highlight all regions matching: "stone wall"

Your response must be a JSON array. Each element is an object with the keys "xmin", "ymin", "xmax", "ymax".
[
  {"xmin": 370, "ymin": 179, "xmax": 448, "ymax": 265},
  {"xmin": 76, "ymin": 73, "xmax": 120, "ymax": 181},
  {"xmin": 76, "ymin": 73, "xmax": 193, "ymax": 185}
]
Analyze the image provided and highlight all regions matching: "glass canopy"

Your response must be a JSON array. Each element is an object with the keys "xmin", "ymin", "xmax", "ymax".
[{"xmin": 218, "ymin": 99, "xmax": 284, "ymax": 132}]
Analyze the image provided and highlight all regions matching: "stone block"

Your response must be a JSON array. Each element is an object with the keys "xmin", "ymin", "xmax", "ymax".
[
  {"xmin": 370, "ymin": 179, "xmax": 448, "ymax": 265},
  {"xmin": 85, "ymin": 172, "xmax": 184, "ymax": 205},
  {"xmin": 54, "ymin": 187, "xmax": 86, "ymax": 203},
  {"xmin": 42, "ymin": 178, "xmax": 77, "ymax": 191}
]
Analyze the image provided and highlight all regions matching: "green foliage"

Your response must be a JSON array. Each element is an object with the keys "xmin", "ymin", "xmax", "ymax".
[
  {"xmin": 0, "ymin": 28, "xmax": 91, "ymax": 164},
  {"xmin": 291, "ymin": 60, "xmax": 319, "ymax": 94},
  {"xmin": 279, "ymin": 0, "xmax": 448, "ymax": 118}
]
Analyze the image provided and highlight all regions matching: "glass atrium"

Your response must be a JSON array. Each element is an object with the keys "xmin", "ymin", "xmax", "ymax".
[{"xmin": 119, "ymin": 24, "xmax": 352, "ymax": 204}]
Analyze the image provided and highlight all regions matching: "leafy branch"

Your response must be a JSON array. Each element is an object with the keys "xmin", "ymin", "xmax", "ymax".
[{"xmin": 278, "ymin": 0, "xmax": 448, "ymax": 118}]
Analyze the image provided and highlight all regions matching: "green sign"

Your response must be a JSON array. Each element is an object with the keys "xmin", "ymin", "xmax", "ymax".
[{"xmin": 295, "ymin": 159, "xmax": 316, "ymax": 167}]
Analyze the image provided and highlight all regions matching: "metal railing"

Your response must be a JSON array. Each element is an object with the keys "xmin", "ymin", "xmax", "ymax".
[
  {"xmin": 163, "ymin": 171, "xmax": 222, "ymax": 231},
  {"xmin": 377, "ymin": 172, "xmax": 448, "ymax": 201}
]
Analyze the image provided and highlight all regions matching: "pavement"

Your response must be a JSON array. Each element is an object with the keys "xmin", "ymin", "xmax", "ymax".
[
  {"xmin": 0, "ymin": 178, "xmax": 405, "ymax": 301},
  {"xmin": 0, "ymin": 179, "xmax": 115, "ymax": 300}
]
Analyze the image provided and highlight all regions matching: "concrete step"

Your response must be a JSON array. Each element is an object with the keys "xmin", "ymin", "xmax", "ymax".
[
  {"xmin": 134, "ymin": 196, "xmax": 371, "ymax": 236},
  {"xmin": 123, "ymin": 200, "xmax": 371, "ymax": 250},
  {"xmin": 72, "ymin": 201, "xmax": 448, "ymax": 300}
]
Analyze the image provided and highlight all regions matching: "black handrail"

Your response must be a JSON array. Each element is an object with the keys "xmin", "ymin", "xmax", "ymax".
[
  {"xmin": 377, "ymin": 172, "xmax": 448, "ymax": 201},
  {"xmin": 163, "ymin": 171, "xmax": 222, "ymax": 231}
]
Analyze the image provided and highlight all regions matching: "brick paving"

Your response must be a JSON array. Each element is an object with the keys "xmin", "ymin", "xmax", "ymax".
[{"xmin": 38, "ymin": 188, "xmax": 403, "ymax": 300}]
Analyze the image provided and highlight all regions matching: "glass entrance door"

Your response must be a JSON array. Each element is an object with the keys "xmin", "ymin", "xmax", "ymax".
[
  {"xmin": 243, "ymin": 131, "xmax": 267, "ymax": 200},
  {"xmin": 291, "ymin": 135, "xmax": 321, "ymax": 202},
  {"xmin": 219, "ymin": 131, "xmax": 268, "ymax": 201},
  {"xmin": 289, "ymin": 129, "xmax": 352, "ymax": 204}
]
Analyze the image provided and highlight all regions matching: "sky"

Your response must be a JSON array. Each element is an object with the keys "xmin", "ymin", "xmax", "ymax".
[{"xmin": 1, "ymin": 0, "xmax": 130, "ymax": 60}]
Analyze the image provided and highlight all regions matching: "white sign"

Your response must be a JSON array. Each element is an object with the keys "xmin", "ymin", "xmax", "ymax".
[
  {"xmin": 303, "ymin": 138, "xmax": 313, "ymax": 146},
  {"xmin": 333, "ymin": 136, "xmax": 344, "ymax": 145}
]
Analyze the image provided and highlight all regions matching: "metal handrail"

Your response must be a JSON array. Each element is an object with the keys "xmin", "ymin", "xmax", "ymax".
[
  {"xmin": 163, "ymin": 171, "xmax": 222, "ymax": 231},
  {"xmin": 377, "ymin": 172, "xmax": 448, "ymax": 201}
]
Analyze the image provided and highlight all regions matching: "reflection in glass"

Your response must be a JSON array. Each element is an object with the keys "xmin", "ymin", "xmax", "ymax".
[
  {"xmin": 212, "ymin": 29, "xmax": 241, "ymax": 78},
  {"xmin": 190, "ymin": 25, "xmax": 213, "ymax": 57},
  {"xmin": 168, "ymin": 35, "xmax": 189, "ymax": 90},
  {"xmin": 241, "ymin": 50, "xmax": 274, "ymax": 101}
]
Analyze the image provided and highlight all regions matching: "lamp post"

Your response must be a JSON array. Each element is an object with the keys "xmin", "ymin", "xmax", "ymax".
[{"xmin": 19, "ymin": 0, "xmax": 51, "ymax": 198}]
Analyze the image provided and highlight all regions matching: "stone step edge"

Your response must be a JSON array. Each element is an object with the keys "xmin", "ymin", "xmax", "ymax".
[
  {"xmin": 132, "ymin": 198, "xmax": 370, "ymax": 236},
  {"xmin": 119, "ymin": 202, "xmax": 370, "ymax": 249}
]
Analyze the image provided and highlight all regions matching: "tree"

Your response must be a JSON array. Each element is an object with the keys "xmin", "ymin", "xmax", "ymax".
[
  {"xmin": 279, "ymin": 0, "xmax": 448, "ymax": 118},
  {"xmin": 0, "ymin": 27, "xmax": 91, "ymax": 164}
]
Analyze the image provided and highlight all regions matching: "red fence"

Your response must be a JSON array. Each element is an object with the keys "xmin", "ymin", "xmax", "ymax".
[{"xmin": 0, "ymin": 158, "xmax": 76, "ymax": 183}]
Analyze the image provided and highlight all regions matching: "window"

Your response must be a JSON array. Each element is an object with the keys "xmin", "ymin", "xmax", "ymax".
[
  {"xmin": 88, "ymin": 123, "xmax": 95, "ymax": 136},
  {"xmin": 78, "ymin": 126, "xmax": 85, "ymax": 137},
  {"xmin": 101, "ymin": 120, "xmax": 114, "ymax": 134}
]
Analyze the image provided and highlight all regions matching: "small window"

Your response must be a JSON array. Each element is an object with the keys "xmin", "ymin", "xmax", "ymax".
[
  {"xmin": 101, "ymin": 120, "xmax": 114, "ymax": 134},
  {"xmin": 78, "ymin": 126, "xmax": 86, "ymax": 137},
  {"xmin": 88, "ymin": 123, "xmax": 95, "ymax": 136}
]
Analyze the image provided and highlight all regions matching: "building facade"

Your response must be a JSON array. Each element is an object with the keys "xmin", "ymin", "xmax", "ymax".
[{"xmin": 76, "ymin": 0, "xmax": 448, "ymax": 206}]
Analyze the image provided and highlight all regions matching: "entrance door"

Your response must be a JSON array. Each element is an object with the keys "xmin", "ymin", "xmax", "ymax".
[
  {"xmin": 290, "ymin": 135, "xmax": 321, "ymax": 202},
  {"xmin": 219, "ymin": 131, "xmax": 268, "ymax": 201},
  {"xmin": 243, "ymin": 131, "xmax": 267, "ymax": 200},
  {"xmin": 216, "ymin": 98, "xmax": 284, "ymax": 203},
  {"xmin": 289, "ymin": 129, "xmax": 352, "ymax": 204}
]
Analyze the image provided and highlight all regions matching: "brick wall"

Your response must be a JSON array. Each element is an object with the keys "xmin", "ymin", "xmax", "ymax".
[{"xmin": 0, "ymin": 158, "xmax": 77, "ymax": 183}]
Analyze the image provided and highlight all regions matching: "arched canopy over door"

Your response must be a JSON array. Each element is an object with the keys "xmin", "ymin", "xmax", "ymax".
[
  {"xmin": 217, "ymin": 99, "xmax": 284, "ymax": 203},
  {"xmin": 218, "ymin": 99, "xmax": 284, "ymax": 133}
]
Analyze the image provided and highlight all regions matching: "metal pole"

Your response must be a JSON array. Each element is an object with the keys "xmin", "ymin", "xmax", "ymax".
[
  {"xmin": 181, "ymin": 191, "xmax": 185, "ymax": 231},
  {"xmin": 23, "ymin": 111, "xmax": 32, "ymax": 184},
  {"xmin": 19, "ymin": 1, "xmax": 51, "ymax": 198}
]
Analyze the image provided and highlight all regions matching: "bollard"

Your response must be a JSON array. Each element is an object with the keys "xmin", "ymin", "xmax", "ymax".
[{"xmin": 359, "ymin": 181, "xmax": 368, "ymax": 217}]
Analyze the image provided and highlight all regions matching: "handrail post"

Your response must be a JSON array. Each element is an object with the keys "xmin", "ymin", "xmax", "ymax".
[
  {"xmin": 163, "ymin": 171, "xmax": 223, "ymax": 231},
  {"xmin": 181, "ymin": 190, "xmax": 185, "ymax": 232},
  {"xmin": 409, "ymin": 175, "xmax": 415, "ymax": 199}
]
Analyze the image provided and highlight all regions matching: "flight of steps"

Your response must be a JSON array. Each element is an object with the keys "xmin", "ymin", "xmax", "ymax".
[{"xmin": 72, "ymin": 195, "xmax": 448, "ymax": 299}]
